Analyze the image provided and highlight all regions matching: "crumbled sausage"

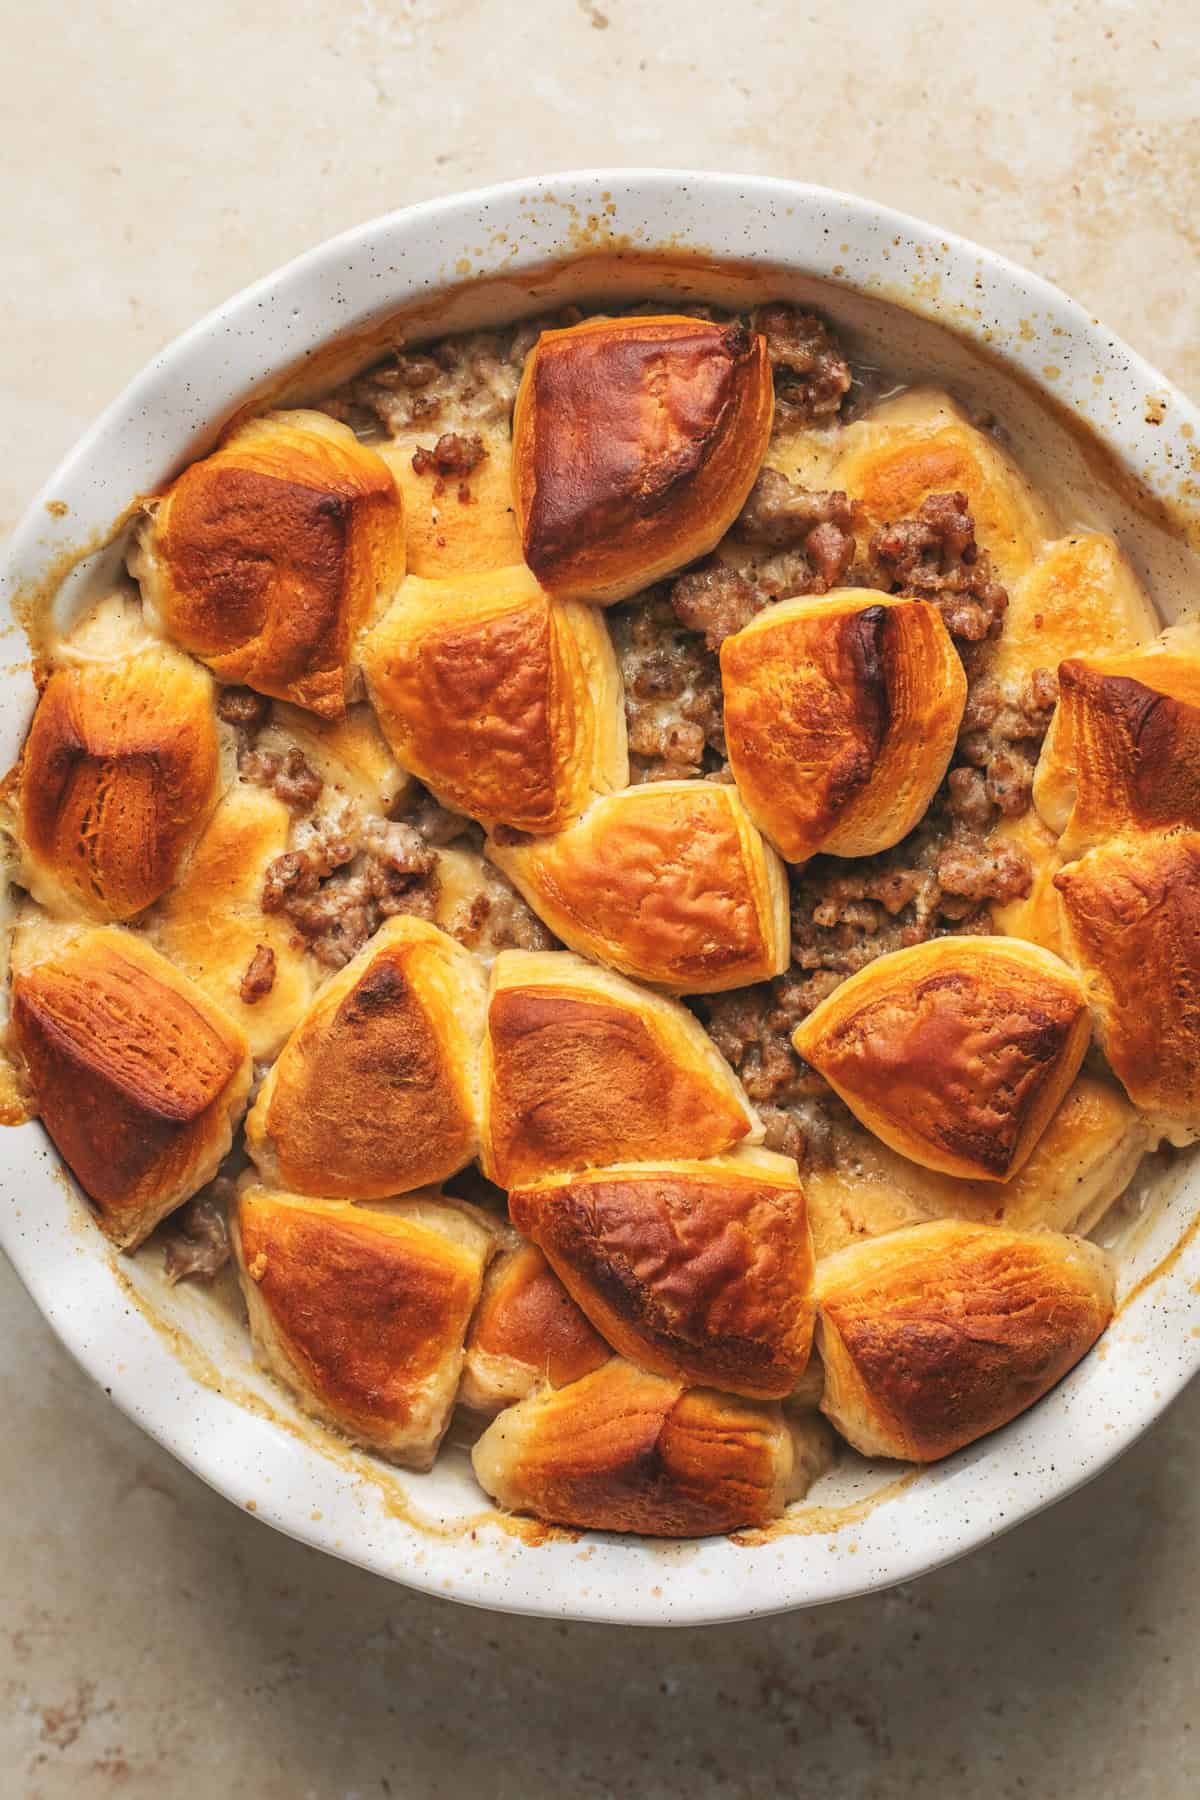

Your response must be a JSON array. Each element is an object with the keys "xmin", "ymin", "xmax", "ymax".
[
  {"xmin": 282, "ymin": 882, "xmax": 378, "ymax": 967},
  {"xmin": 669, "ymin": 565, "xmax": 760, "ymax": 651},
  {"xmin": 261, "ymin": 850, "xmax": 311, "ymax": 911},
  {"xmin": 273, "ymin": 749, "xmax": 324, "ymax": 811},
  {"xmin": 668, "ymin": 475, "xmax": 857, "ymax": 653},
  {"xmin": 216, "ymin": 686, "xmax": 271, "ymax": 732},
  {"xmin": 936, "ymin": 835, "xmax": 1033, "ymax": 903},
  {"xmin": 440, "ymin": 862, "xmax": 557, "ymax": 954},
  {"xmin": 411, "ymin": 431, "xmax": 487, "ymax": 478},
  {"xmin": 239, "ymin": 944, "xmax": 276, "ymax": 1005},
  {"xmin": 786, "ymin": 811, "xmax": 1026, "ymax": 1005},
  {"xmin": 609, "ymin": 589, "xmax": 726, "ymax": 781},
  {"xmin": 695, "ymin": 978, "xmax": 849, "ymax": 1169},
  {"xmin": 944, "ymin": 765, "xmax": 993, "ymax": 830},
  {"xmin": 360, "ymin": 820, "xmax": 439, "ymax": 922},
  {"xmin": 264, "ymin": 813, "xmax": 440, "ymax": 969},
  {"xmin": 256, "ymin": 773, "xmax": 545, "ymax": 968},
  {"xmin": 239, "ymin": 748, "xmax": 280, "ymax": 789},
  {"xmin": 868, "ymin": 491, "xmax": 1009, "ymax": 643},
  {"xmin": 951, "ymin": 667, "xmax": 1060, "ymax": 826},
  {"xmin": 161, "ymin": 1182, "xmax": 232, "ymax": 1284},
  {"xmin": 806, "ymin": 518, "xmax": 858, "ymax": 589},
  {"xmin": 239, "ymin": 746, "xmax": 324, "ymax": 813},
  {"xmin": 757, "ymin": 1106, "xmax": 808, "ymax": 1163},
  {"xmin": 317, "ymin": 316, "xmax": 573, "ymax": 437},
  {"xmin": 754, "ymin": 304, "xmax": 853, "ymax": 427},
  {"xmin": 736, "ymin": 468, "xmax": 855, "ymax": 554}
]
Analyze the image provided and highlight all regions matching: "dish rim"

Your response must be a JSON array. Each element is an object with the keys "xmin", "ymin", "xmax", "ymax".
[{"xmin": 2, "ymin": 166, "xmax": 1199, "ymax": 1627}]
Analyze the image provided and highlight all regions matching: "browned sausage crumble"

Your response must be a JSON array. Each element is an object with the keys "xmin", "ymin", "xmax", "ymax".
[
  {"xmin": 753, "ymin": 304, "xmax": 853, "ymax": 428},
  {"xmin": 318, "ymin": 309, "xmax": 583, "ymax": 438},
  {"xmin": 243, "ymin": 742, "xmax": 552, "ymax": 969},
  {"xmin": 261, "ymin": 814, "xmax": 440, "ymax": 968},
  {"xmin": 609, "ymin": 590, "xmax": 727, "ymax": 783},
  {"xmin": 239, "ymin": 944, "xmax": 277, "ymax": 1005},
  {"xmin": 216, "ymin": 685, "xmax": 271, "ymax": 733},
  {"xmin": 159, "ymin": 1180, "xmax": 232, "ymax": 1284},
  {"xmin": 240, "ymin": 746, "xmax": 324, "ymax": 812},
  {"xmin": 411, "ymin": 431, "xmax": 487, "ymax": 478},
  {"xmin": 865, "ymin": 490, "xmax": 1009, "ymax": 647}
]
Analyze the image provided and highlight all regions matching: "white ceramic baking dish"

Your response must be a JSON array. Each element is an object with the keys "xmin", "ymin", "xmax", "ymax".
[{"xmin": 3, "ymin": 170, "xmax": 1199, "ymax": 1626}]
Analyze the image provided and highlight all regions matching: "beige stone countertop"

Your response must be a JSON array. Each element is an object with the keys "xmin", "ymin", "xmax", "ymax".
[{"xmin": 3, "ymin": 2, "xmax": 1199, "ymax": 1794}]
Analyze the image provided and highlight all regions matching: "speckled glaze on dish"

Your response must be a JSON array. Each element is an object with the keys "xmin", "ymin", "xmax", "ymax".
[{"xmin": 2, "ymin": 170, "xmax": 1199, "ymax": 1627}]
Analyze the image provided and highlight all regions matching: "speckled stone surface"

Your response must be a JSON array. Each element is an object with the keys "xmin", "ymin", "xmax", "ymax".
[{"xmin": 3, "ymin": 1, "xmax": 1200, "ymax": 1793}]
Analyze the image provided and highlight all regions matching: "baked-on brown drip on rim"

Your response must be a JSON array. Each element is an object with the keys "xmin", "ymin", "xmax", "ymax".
[
  {"xmin": 471, "ymin": 1358, "xmax": 828, "ymax": 1536},
  {"xmin": 793, "ymin": 937, "xmax": 1091, "ymax": 1181},
  {"xmin": 245, "ymin": 916, "xmax": 487, "ymax": 1200},
  {"xmin": 130, "ymin": 410, "xmax": 405, "ymax": 719},
  {"xmin": 487, "ymin": 780, "xmax": 790, "ymax": 993},
  {"xmin": 1055, "ymin": 832, "xmax": 1200, "ymax": 1144},
  {"xmin": 11, "ymin": 928, "xmax": 251, "ymax": 1248},
  {"xmin": 815, "ymin": 1220, "xmax": 1115, "ymax": 1462},
  {"xmin": 459, "ymin": 1242, "xmax": 611, "ymax": 1414},
  {"xmin": 16, "ymin": 646, "xmax": 222, "ymax": 921},
  {"xmin": 480, "ymin": 950, "xmax": 759, "ymax": 1187},
  {"xmin": 512, "ymin": 315, "xmax": 774, "ymax": 604},
  {"xmin": 721, "ymin": 591, "xmax": 967, "ymax": 863},
  {"xmin": 232, "ymin": 1188, "xmax": 493, "ymax": 1469},
  {"xmin": 510, "ymin": 1150, "xmax": 814, "ymax": 1399},
  {"xmin": 362, "ymin": 564, "xmax": 628, "ymax": 834}
]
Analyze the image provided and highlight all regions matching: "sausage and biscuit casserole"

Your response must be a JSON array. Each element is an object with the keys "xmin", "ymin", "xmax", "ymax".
[{"xmin": 2, "ymin": 293, "xmax": 1191, "ymax": 1537}]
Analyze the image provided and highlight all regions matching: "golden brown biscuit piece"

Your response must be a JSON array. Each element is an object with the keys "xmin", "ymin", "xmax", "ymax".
[
  {"xmin": 471, "ymin": 1358, "xmax": 832, "ymax": 1536},
  {"xmin": 833, "ymin": 388, "xmax": 1053, "ymax": 585},
  {"xmin": 989, "ymin": 809, "xmax": 1067, "ymax": 957},
  {"xmin": 362, "ymin": 565, "xmax": 627, "ymax": 833},
  {"xmin": 147, "ymin": 784, "xmax": 315, "ymax": 1061},
  {"xmin": 233, "ymin": 1187, "xmax": 493, "ymax": 1468},
  {"xmin": 793, "ymin": 937, "xmax": 1090, "ymax": 1181},
  {"xmin": 721, "ymin": 592, "xmax": 966, "ymax": 862},
  {"xmin": 1054, "ymin": 832, "xmax": 1200, "ymax": 1142},
  {"xmin": 1034, "ymin": 631, "xmax": 1200, "ymax": 855},
  {"xmin": 805, "ymin": 1076, "xmax": 1148, "ymax": 1259},
  {"xmin": 459, "ymin": 1242, "xmax": 611, "ymax": 1414},
  {"xmin": 513, "ymin": 315, "xmax": 774, "ymax": 604},
  {"xmin": 131, "ymin": 409, "xmax": 405, "ymax": 719},
  {"xmin": 487, "ymin": 781, "xmax": 789, "ymax": 994},
  {"xmin": 815, "ymin": 1220, "xmax": 1115, "ymax": 1462},
  {"xmin": 378, "ymin": 431, "xmax": 522, "ymax": 578},
  {"xmin": 510, "ymin": 1149, "xmax": 814, "ymax": 1399},
  {"xmin": 10, "ymin": 926, "xmax": 251, "ymax": 1248},
  {"xmin": 992, "ymin": 532, "xmax": 1157, "ymax": 691},
  {"xmin": 15, "ymin": 643, "xmax": 222, "ymax": 921},
  {"xmin": 245, "ymin": 916, "xmax": 487, "ymax": 1197},
  {"xmin": 480, "ymin": 950, "xmax": 759, "ymax": 1187}
]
